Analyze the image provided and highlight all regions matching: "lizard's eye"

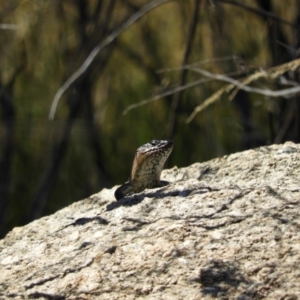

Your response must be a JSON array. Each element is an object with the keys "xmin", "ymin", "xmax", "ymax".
[{"xmin": 150, "ymin": 140, "xmax": 158, "ymax": 146}]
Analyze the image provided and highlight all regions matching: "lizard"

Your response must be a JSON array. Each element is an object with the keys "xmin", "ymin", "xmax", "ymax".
[{"xmin": 114, "ymin": 140, "xmax": 173, "ymax": 201}]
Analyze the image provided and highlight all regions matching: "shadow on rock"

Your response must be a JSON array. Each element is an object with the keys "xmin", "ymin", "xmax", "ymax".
[
  {"xmin": 106, "ymin": 187, "xmax": 200, "ymax": 211},
  {"xmin": 192, "ymin": 259, "xmax": 253, "ymax": 298}
]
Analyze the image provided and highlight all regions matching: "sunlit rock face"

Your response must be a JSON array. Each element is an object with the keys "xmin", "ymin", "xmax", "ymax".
[{"xmin": 1, "ymin": 141, "xmax": 300, "ymax": 299}]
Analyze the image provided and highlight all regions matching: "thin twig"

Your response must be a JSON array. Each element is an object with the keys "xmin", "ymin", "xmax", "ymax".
[
  {"xmin": 49, "ymin": 0, "xmax": 173, "ymax": 120},
  {"xmin": 190, "ymin": 67, "xmax": 300, "ymax": 96},
  {"xmin": 186, "ymin": 83, "xmax": 232, "ymax": 124},
  {"xmin": 122, "ymin": 70, "xmax": 244, "ymax": 115},
  {"xmin": 186, "ymin": 65, "xmax": 300, "ymax": 123},
  {"xmin": 220, "ymin": 0, "xmax": 297, "ymax": 28},
  {"xmin": 124, "ymin": 58, "xmax": 300, "ymax": 120},
  {"xmin": 229, "ymin": 58, "xmax": 300, "ymax": 100},
  {"xmin": 0, "ymin": 24, "xmax": 19, "ymax": 30},
  {"xmin": 156, "ymin": 55, "xmax": 238, "ymax": 73},
  {"xmin": 123, "ymin": 78, "xmax": 212, "ymax": 115}
]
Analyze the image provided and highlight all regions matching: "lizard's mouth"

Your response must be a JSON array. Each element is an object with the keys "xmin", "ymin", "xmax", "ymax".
[
  {"xmin": 161, "ymin": 140, "xmax": 173, "ymax": 152},
  {"xmin": 163, "ymin": 140, "xmax": 173, "ymax": 148}
]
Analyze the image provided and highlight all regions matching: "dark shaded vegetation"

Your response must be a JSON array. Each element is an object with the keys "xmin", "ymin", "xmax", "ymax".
[{"xmin": 0, "ymin": 0, "xmax": 299, "ymax": 237}]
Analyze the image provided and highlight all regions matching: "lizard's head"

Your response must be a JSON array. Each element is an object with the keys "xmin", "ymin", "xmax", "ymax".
[
  {"xmin": 137, "ymin": 140, "xmax": 173, "ymax": 156},
  {"xmin": 131, "ymin": 140, "xmax": 173, "ymax": 185}
]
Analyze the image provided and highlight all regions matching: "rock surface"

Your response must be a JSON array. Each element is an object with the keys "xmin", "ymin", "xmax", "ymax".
[{"xmin": 1, "ymin": 142, "xmax": 300, "ymax": 299}]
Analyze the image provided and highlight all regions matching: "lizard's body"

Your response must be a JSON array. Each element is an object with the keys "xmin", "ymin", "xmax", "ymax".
[{"xmin": 114, "ymin": 140, "xmax": 173, "ymax": 201}]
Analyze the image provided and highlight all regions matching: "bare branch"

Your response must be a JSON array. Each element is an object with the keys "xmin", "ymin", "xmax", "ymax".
[
  {"xmin": 124, "ymin": 57, "xmax": 300, "ymax": 122},
  {"xmin": 277, "ymin": 76, "xmax": 300, "ymax": 87},
  {"xmin": 189, "ymin": 67, "xmax": 276, "ymax": 95},
  {"xmin": 123, "ymin": 70, "xmax": 244, "ymax": 115},
  {"xmin": 0, "ymin": 24, "xmax": 19, "ymax": 30},
  {"xmin": 186, "ymin": 83, "xmax": 230, "ymax": 124},
  {"xmin": 156, "ymin": 55, "xmax": 239, "ymax": 73},
  {"xmin": 123, "ymin": 78, "xmax": 212, "ymax": 115},
  {"xmin": 49, "ymin": 0, "xmax": 173, "ymax": 120},
  {"xmin": 228, "ymin": 58, "xmax": 300, "ymax": 100},
  {"xmin": 186, "ymin": 63, "xmax": 300, "ymax": 123}
]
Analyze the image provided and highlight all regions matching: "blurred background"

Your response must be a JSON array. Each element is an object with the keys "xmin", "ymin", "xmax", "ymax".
[{"xmin": 0, "ymin": 0, "xmax": 299, "ymax": 238}]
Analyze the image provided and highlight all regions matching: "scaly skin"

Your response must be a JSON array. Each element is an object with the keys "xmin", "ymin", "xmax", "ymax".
[{"xmin": 114, "ymin": 140, "xmax": 173, "ymax": 201}]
